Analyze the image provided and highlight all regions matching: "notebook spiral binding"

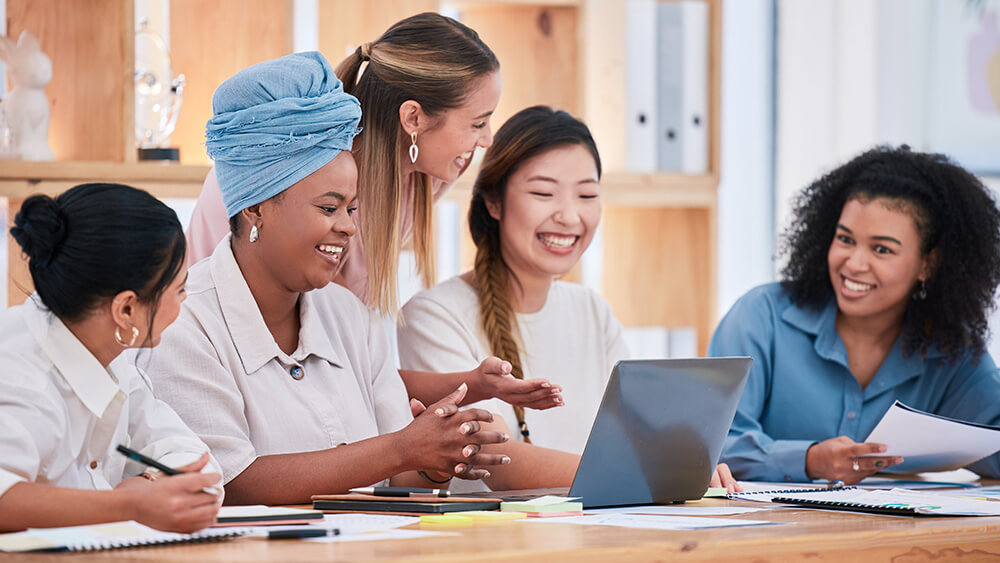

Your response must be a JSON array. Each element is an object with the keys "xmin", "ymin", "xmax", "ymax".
[
  {"xmin": 767, "ymin": 497, "xmax": 922, "ymax": 517},
  {"xmin": 68, "ymin": 529, "xmax": 246, "ymax": 552},
  {"xmin": 726, "ymin": 486, "xmax": 858, "ymax": 499}
]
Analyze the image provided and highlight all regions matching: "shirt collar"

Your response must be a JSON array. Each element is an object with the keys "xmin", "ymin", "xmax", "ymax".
[
  {"xmin": 780, "ymin": 294, "xmax": 938, "ymax": 395},
  {"xmin": 23, "ymin": 296, "xmax": 121, "ymax": 417},
  {"xmin": 210, "ymin": 234, "xmax": 342, "ymax": 374}
]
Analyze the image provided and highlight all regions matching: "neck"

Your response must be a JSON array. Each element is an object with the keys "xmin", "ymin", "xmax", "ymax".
[
  {"xmin": 508, "ymin": 269, "xmax": 554, "ymax": 314},
  {"xmin": 63, "ymin": 316, "xmax": 123, "ymax": 369},
  {"xmin": 835, "ymin": 303, "xmax": 906, "ymax": 349},
  {"xmin": 231, "ymin": 238, "xmax": 300, "ymax": 330}
]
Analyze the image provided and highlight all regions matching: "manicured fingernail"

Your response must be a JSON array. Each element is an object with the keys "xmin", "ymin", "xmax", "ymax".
[
  {"xmin": 541, "ymin": 382, "xmax": 551, "ymax": 388},
  {"xmin": 878, "ymin": 445, "xmax": 887, "ymax": 452},
  {"xmin": 455, "ymin": 464, "xmax": 465, "ymax": 473},
  {"xmin": 483, "ymin": 472, "xmax": 491, "ymax": 478},
  {"xmin": 461, "ymin": 423, "xmax": 472, "ymax": 434},
  {"xmin": 435, "ymin": 408, "xmax": 445, "ymax": 416},
  {"xmin": 463, "ymin": 446, "xmax": 475, "ymax": 457},
  {"xmin": 502, "ymin": 362, "xmax": 511, "ymax": 371},
  {"xmin": 458, "ymin": 382, "xmax": 468, "ymax": 391},
  {"xmin": 501, "ymin": 433, "xmax": 509, "ymax": 442},
  {"xmin": 501, "ymin": 456, "xmax": 511, "ymax": 465}
]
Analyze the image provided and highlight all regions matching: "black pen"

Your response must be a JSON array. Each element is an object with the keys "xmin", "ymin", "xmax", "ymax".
[
  {"xmin": 116, "ymin": 444, "xmax": 221, "ymax": 495},
  {"xmin": 349, "ymin": 486, "xmax": 450, "ymax": 498},
  {"xmin": 266, "ymin": 528, "xmax": 340, "ymax": 540}
]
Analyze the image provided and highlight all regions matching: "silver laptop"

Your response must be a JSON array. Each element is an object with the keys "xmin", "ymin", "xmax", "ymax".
[{"xmin": 479, "ymin": 358, "xmax": 752, "ymax": 508}]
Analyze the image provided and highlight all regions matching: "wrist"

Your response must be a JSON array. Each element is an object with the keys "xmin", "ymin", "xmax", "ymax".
[{"xmin": 112, "ymin": 487, "xmax": 141, "ymax": 522}]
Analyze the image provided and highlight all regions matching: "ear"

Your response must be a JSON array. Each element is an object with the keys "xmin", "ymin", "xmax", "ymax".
[
  {"xmin": 919, "ymin": 248, "xmax": 941, "ymax": 282},
  {"xmin": 17, "ymin": 30, "xmax": 41, "ymax": 53},
  {"xmin": 110, "ymin": 290, "xmax": 139, "ymax": 330},
  {"xmin": 240, "ymin": 203, "xmax": 264, "ymax": 227},
  {"xmin": 398, "ymin": 100, "xmax": 424, "ymax": 136},
  {"xmin": 485, "ymin": 197, "xmax": 502, "ymax": 222}
]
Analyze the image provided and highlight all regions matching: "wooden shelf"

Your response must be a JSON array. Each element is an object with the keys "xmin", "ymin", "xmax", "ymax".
[{"xmin": 0, "ymin": 161, "xmax": 210, "ymax": 199}]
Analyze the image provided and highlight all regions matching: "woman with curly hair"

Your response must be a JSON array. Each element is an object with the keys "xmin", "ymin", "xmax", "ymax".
[{"xmin": 710, "ymin": 145, "xmax": 1000, "ymax": 484}]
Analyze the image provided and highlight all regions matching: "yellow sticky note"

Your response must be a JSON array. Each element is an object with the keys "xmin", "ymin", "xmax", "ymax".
[
  {"xmin": 463, "ymin": 510, "xmax": 527, "ymax": 522},
  {"xmin": 703, "ymin": 487, "xmax": 728, "ymax": 498},
  {"xmin": 419, "ymin": 514, "xmax": 474, "ymax": 527}
]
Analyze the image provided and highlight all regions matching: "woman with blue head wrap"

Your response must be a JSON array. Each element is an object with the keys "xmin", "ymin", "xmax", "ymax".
[{"xmin": 146, "ymin": 52, "xmax": 512, "ymax": 505}]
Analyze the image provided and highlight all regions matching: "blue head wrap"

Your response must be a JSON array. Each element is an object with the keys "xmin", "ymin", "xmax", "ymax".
[{"xmin": 205, "ymin": 51, "xmax": 361, "ymax": 217}]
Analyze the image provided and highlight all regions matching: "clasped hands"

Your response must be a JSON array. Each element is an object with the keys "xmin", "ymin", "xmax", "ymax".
[{"xmin": 404, "ymin": 383, "xmax": 512, "ymax": 481}]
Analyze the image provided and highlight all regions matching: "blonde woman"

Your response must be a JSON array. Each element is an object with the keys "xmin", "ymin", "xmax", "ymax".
[
  {"xmin": 398, "ymin": 106, "xmax": 739, "ymax": 492},
  {"xmin": 186, "ymin": 13, "xmax": 560, "ymax": 412}
]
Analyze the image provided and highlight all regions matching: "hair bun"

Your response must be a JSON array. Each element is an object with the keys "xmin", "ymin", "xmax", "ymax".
[{"xmin": 10, "ymin": 194, "xmax": 68, "ymax": 266}]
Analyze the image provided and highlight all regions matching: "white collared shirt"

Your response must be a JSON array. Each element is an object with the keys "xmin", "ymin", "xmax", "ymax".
[
  {"xmin": 0, "ymin": 297, "xmax": 220, "ymax": 499},
  {"xmin": 145, "ymin": 235, "xmax": 412, "ymax": 483}
]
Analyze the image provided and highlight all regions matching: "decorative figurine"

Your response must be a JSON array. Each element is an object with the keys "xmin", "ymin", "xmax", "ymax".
[{"xmin": 0, "ymin": 30, "xmax": 54, "ymax": 161}]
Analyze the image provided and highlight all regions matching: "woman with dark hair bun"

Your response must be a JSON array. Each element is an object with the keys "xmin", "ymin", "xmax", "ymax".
[
  {"xmin": 0, "ymin": 183, "xmax": 223, "ymax": 532},
  {"xmin": 711, "ymin": 146, "xmax": 1000, "ymax": 484}
]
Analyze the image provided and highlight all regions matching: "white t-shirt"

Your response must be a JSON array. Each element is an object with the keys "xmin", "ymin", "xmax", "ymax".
[
  {"xmin": 398, "ymin": 276, "xmax": 630, "ymax": 456},
  {"xmin": 145, "ymin": 235, "xmax": 413, "ymax": 484},
  {"xmin": 0, "ymin": 296, "xmax": 220, "ymax": 499}
]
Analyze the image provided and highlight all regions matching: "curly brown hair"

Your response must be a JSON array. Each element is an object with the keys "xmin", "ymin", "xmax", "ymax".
[{"xmin": 780, "ymin": 145, "xmax": 1000, "ymax": 361}]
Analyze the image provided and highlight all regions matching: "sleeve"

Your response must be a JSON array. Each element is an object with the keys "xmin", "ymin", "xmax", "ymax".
[
  {"xmin": 0, "ymin": 378, "xmax": 64, "ymax": 498},
  {"xmin": 184, "ymin": 168, "xmax": 230, "ymax": 266},
  {"xmin": 365, "ymin": 309, "xmax": 414, "ymax": 436},
  {"xmin": 126, "ymin": 367, "xmax": 225, "ymax": 486},
  {"xmin": 141, "ymin": 312, "xmax": 257, "ymax": 484},
  {"xmin": 935, "ymin": 353, "xmax": 1000, "ymax": 478},
  {"xmin": 709, "ymin": 289, "xmax": 814, "ymax": 482},
  {"xmin": 397, "ymin": 294, "xmax": 483, "ymax": 374},
  {"xmin": 595, "ymin": 290, "xmax": 631, "ymax": 365}
]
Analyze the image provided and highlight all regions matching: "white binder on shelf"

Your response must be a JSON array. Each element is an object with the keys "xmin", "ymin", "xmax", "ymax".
[
  {"xmin": 625, "ymin": 0, "xmax": 658, "ymax": 172},
  {"xmin": 655, "ymin": 1, "xmax": 708, "ymax": 174}
]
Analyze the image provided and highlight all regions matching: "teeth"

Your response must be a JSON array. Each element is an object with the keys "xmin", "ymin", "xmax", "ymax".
[
  {"xmin": 538, "ymin": 234, "xmax": 577, "ymax": 249},
  {"xmin": 318, "ymin": 244, "xmax": 344, "ymax": 255},
  {"xmin": 844, "ymin": 279, "xmax": 874, "ymax": 292}
]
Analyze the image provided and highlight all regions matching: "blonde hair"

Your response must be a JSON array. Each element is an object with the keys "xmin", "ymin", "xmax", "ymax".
[
  {"xmin": 469, "ymin": 106, "xmax": 602, "ymax": 444},
  {"xmin": 335, "ymin": 13, "xmax": 499, "ymax": 314}
]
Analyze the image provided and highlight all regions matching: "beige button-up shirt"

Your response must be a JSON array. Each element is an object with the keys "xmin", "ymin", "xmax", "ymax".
[
  {"xmin": 0, "ymin": 297, "xmax": 219, "ymax": 498},
  {"xmin": 145, "ymin": 235, "xmax": 412, "ymax": 483}
]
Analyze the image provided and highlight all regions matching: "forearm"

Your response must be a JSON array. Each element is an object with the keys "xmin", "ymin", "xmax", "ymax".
[
  {"xmin": 483, "ymin": 440, "xmax": 579, "ymax": 491},
  {"xmin": 0, "ymin": 482, "xmax": 134, "ymax": 532},
  {"xmin": 399, "ymin": 369, "xmax": 485, "ymax": 406},
  {"xmin": 224, "ymin": 432, "xmax": 410, "ymax": 505},
  {"xmin": 722, "ymin": 433, "xmax": 813, "ymax": 482}
]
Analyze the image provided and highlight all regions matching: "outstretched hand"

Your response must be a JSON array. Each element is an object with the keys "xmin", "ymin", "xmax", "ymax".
[{"xmin": 475, "ymin": 357, "xmax": 563, "ymax": 410}]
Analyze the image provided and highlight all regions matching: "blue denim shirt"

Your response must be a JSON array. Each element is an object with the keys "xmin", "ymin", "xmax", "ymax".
[{"xmin": 709, "ymin": 282, "xmax": 1000, "ymax": 482}]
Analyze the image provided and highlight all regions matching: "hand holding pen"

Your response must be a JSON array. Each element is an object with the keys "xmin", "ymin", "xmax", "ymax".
[{"xmin": 114, "ymin": 446, "xmax": 223, "ymax": 533}]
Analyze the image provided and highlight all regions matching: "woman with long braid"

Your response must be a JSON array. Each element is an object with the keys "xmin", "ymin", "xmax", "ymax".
[{"xmin": 398, "ymin": 106, "xmax": 738, "ymax": 491}]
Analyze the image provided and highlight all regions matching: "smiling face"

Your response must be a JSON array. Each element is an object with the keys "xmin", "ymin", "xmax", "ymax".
[
  {"xmin": 827, "ymin": 197, "xmax": 932, "ymax": 324},
  {"xmin": 489, "ymin": 144, "xmax": 601, "ymax": 285},
  {"xmin": 256, "ymin": 151, "xmax": 359, "ymax": 293},
  {"xmin": 410, "ymin": 71, "xmax": 501, "ymax": 182}
]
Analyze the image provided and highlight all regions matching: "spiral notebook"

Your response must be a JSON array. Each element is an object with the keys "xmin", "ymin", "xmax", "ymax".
[
  {"xmin": 0, "ymin": 521, "xmax": 247, "ymax": 553},
  {"xmin": 732, "ymin": 487, "xmax": 1000, "ymax": 517}
]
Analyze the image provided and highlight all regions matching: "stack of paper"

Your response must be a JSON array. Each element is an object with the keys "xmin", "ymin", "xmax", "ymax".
[{"xmin": 500, "ymin": 496, "xmax": 583, "ymax": 517}]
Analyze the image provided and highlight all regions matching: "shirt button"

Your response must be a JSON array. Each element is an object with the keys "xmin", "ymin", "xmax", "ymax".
[
  {"xmin": 290, "ymin": 366, "xmax": 304, "ymax": 380},
  {"xmin": 89, "ymin": 461, "xmax": 98, "ymax": 469},
  {"xmin": 847, "ymin": 411, "xmax": 857, "ymax": 419}
]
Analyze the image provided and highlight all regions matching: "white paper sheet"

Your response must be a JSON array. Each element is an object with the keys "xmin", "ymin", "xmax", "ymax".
[
  {"xmin": 305, "ymin": 529, "xmax": 456, "ymax": 543},
  {"xmin": 528, "ymin": 514, "xmax": 785, "ymax": 530},
  {"xmin": 585, "ymin": 506, "xmax": 771, "ymax": 516},
  {"xmin": 861, "ymin": 401, "xmax": 1000, "ymax": 473}
]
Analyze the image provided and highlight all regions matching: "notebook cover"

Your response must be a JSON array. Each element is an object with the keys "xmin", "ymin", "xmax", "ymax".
[{"xmin": 312, "ymin": 499, "xmax": 501, "ymax": 514}]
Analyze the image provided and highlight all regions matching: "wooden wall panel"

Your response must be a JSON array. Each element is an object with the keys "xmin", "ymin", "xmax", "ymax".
[
  {"xmin": 317, "ymin": 0, "xmax": 438, "ymax": 65},
  {"xmin": 6, "ymin": 0, "xmax": 130, "ymax": 162},
  {"xmin": 602, "ymin": 207, "xmax": 713, "ymax": 353},
  {"xmin": 459, "ymin": 5, "xmax": 579, "ymax": 129},
  {"xmin": 169, "ymin": 0, "xmax": 290, "ymax": 164}
]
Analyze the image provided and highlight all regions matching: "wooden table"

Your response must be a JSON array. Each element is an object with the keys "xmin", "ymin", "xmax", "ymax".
[{"xmin": 7, "ymin": 493, "xmax": 1000, "ymax": 562}]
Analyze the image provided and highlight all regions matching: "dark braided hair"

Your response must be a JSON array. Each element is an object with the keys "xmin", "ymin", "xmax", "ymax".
[{"xmin": 780, "ymin": 145, "xmax": 1000, "ymax": 361}]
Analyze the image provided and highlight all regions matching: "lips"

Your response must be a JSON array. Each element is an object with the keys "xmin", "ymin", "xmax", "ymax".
[
  {"xmin": 840, "ymin": 275, "xmax": 875, "ymax": 297},
  {"xmin": 316, "ymin": 243, "xmax": 345, "ymax": 266},
  {"xmin": 454, "ymin": 150, "xmax": 473, "ymax": 170},
  {"xmin": 537, "ymin": 233, "xmax": 580, "ymax": 255}
]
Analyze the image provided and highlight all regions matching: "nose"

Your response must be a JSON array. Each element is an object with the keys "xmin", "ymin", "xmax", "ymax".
[
  {"xmin": 845, "ymin": 247, "xmax": 868, "ymax": 271},
  {"xmin": 553, "ymin": 197, "xmax": 583, "ymax": 227},
  {"xmin": 333, "ymin": 212, "xmax": 357, "ymax": 237},
  {"xmin": 478, "ymin": 125, "xmax": 494, "ymax": 149}
]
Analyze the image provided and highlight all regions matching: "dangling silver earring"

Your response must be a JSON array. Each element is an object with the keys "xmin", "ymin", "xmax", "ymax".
[
  {"xmin": 913, "ymin": 279, "xmax": 928, "ymax": 301},
  {"xmin": 409, "ymin": 131, "xmax": 419, "ymax": 164},
  {"xmin": 249, "ymin": 224, "xmax": 259, "ymax": 243}
]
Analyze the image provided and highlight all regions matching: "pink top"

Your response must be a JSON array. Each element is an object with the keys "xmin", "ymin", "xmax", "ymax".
[{"xmin": 185, "ymin": 167, "xmax": 454, "ymax": 304}]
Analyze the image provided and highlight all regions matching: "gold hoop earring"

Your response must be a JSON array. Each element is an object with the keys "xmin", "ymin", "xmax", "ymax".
[
  {"xmin": 114, "ymin": 326, "xmax": 140, "ymax": 347},
  {"xmin": 409, "ymin": 131, "xmax": 419, "ymax": 164}
]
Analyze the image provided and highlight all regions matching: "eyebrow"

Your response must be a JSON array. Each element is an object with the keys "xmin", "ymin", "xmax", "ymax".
[
  {"xmin": 836, "ymin": 224, "xmax": 902, "ymax": 245},
  {"xmin": 473, "ymin": 110, "xmax": 494, "ymax": 120},
  {"xmin": 525, "ymin": 175, "xmax": 598, "ymax": 184},
  {"xmin": 320, "ymin": 191, "xmax": 347, "ymax": 201}
]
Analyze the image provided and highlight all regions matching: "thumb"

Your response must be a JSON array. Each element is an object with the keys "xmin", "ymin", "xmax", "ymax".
[
  {"xmin": 174, "ymin": 451, "xmax": 210, "ymax": 473},
  {"xmin": 433, "ymin": 382, "xmax": 468, "ymax": 409},
  {"xmin": 409, "ymin": 398, "xmax": 426, "ymax": 417},
  {"xmin": 480, "ymin": 357, "xmax": 513, "ymax": 377}
]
